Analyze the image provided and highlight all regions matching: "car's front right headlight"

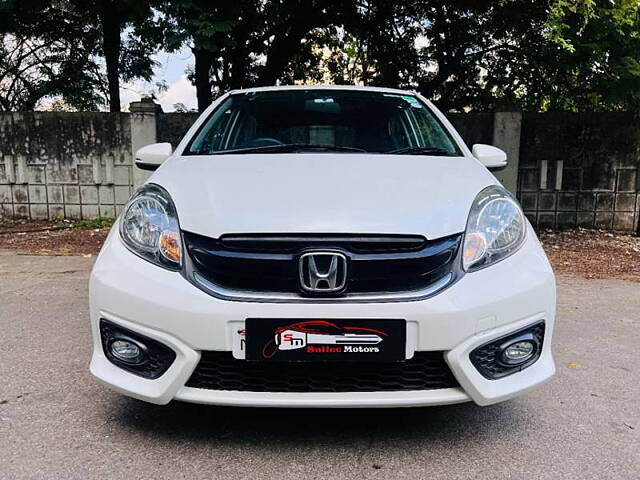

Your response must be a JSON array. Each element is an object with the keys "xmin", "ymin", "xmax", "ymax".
[
  {"xmin": 119, "ymin": 183, "xmax": 182, "ymax": 270},
  {"xmin": 462, "ymin": 185, "xmax": 526, "ymax": 272}
]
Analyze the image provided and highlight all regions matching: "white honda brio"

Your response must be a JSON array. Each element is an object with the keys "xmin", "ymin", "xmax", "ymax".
[{"xmin": 89, "ymin": 85, "xmax": 556, "ymax": 408}]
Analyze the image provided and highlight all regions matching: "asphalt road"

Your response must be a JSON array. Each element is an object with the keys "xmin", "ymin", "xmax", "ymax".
[{"xmin": 1, "ymin": 249, "xmax": 638, "ymax": 480}]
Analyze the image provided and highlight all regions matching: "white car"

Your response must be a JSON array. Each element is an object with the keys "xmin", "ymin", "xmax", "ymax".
[{"xmin": 89, "ymin": 85, "xmax": 556, "ymax": 408}]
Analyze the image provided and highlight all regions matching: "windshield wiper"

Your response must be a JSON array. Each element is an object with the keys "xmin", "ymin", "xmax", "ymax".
[
  {"xmin": 384, "ymin": 146, "xmax": 455, "ymax": 156},
  {"xmin": 210, "ymin": 143, "xmax": 367, "ymax": 154}
]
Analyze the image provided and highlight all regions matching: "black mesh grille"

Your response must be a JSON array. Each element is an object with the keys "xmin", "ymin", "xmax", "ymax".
[
  {"xmin": 183, "ymin": 232, "xmax": 461, "ymax": 297},
  {"xmin": 470, "ymin": 322, "xmax": 545, "ymax": 379},
  {"xmin": 186, "ymin": 352, "xmax": 459, "ymax": 392}
]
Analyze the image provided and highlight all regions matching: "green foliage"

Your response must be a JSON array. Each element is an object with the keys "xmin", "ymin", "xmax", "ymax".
[
  {"xmin": 52, "ymin": 217, "xmax": 115, "ymax": 230},
  {"xmin": 0, "ymin": 0, "xmax": 160, "ymax": 111},
  {"xmin": 469, "ymin": 0, "xmax": 640, "ymax": 112},
  {"xmin": 1, "ymin": 0, "xmax": 638, "ymax": 112},
  {"xmin": 0, "ymin": 0, "xmax": 105, "ymax": 110},
  {"xmin": 538, "ymin": 0, "xmax": 640, "ymax": 111},
  {"xmin": 292, "ymin": 0, "xmax": 640, "ymax": 112}
]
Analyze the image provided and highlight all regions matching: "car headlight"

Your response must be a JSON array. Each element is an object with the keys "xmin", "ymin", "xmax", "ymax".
[
  {"xmin": 462, "ymin": 185, "xmax": 526, "ymax": 272},
  {"xmin": 119, "ymin": 183, "xmax": 182, "ymax": 270}
]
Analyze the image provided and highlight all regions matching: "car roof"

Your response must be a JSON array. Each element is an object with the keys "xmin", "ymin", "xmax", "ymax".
[{"xmin": 227, "ymin": 84, "xmax": 418, "ymax": 96}]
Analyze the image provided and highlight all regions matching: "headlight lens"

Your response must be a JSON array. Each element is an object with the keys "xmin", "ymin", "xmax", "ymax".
[
  {"xmin": 120, "ymin": 184, "xmax": 182, "ymax": 269},
  {"xmin": 463, "ymin": 185, "xmax": 526, "ymax": 271}
]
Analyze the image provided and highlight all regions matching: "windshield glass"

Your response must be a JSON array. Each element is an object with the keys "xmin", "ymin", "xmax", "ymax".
[{"xmin": 185, "ymin": 89, "xmax": 462, "ymax": 155}]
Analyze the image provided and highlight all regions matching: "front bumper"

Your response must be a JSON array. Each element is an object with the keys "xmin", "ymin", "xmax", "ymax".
[{"xmin": 89, "ymin": 224, "xmax": 556, "ymax": 407}]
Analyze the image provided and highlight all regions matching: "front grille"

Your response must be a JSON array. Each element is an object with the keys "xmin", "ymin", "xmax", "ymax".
[
  {"xmin": 185, "ymin": 352, "xmax": 459, "ymax": 392},
  {"xmin": 183, "ymin": 232, "xmax": 461, "ymax": 298}
]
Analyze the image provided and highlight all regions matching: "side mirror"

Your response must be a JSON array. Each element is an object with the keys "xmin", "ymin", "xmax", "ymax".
[
  {"xmin": 135, "ymin": 143, "xmax": 172, "ymax": 171},
  {"xmin": 472, "ymin": 144, "xmax": 507, "ymax": 170}
]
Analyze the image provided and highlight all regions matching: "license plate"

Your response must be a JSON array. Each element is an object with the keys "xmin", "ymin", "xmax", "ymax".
[{"xmin": 244, "ymin": 319, "xmax": 406, "ymax": 362}]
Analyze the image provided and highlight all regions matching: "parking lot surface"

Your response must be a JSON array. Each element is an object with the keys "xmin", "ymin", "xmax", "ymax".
[{"xmin": 0, "ymin": 250, "xmax": 638, "ymax": 479}]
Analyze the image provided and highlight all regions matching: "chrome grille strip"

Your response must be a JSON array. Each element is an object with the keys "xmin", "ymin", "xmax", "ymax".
[{"xmin": 191, "ymin": 271, "xmax": 454, "ymax": 304}]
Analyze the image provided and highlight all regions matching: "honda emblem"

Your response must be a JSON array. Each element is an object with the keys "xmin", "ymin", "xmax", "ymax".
[{"xmin": 299, "ymin": 252, "xmax": 347, "ymax": 293}]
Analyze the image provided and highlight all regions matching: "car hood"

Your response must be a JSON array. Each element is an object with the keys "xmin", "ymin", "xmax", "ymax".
[{"xmin": 150, "ymin": 153, "xmax": 497, "ymax": 240}]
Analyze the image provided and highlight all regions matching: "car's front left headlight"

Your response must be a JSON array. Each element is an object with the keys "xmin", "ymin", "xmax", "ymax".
[
  {"xmin": 462, "ymin": 185, "xmax": 526, "ymax": 272},
  {"xmin": 119, "ymin": 183, "xmax": 182, "ymax": 270}
]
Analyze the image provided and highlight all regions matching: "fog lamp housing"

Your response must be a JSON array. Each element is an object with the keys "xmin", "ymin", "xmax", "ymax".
[
  {"xmin": 470, "ymin": 321, "xmax": 545, "ymax": 380},
  {"xmin": 99, "ymin": 319, "xmax": 176, "ymax": 379}
]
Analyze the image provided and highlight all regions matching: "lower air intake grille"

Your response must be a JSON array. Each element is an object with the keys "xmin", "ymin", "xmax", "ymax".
[{"xmin": 186, "ymin": 352, "xmax": 459, "ymax": 392}]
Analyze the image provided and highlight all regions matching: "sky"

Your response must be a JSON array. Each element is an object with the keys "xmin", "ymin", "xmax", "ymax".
[{"xmin": 119, "ymin": 47, "xmax": 197, "ymax": 112}]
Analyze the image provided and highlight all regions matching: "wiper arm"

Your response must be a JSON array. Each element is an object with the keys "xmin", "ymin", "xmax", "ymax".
[
  {"xmin": 384, "ymin": 146, "xmax": 454, "ymax": 156},
  {"xmin": 210, "ymin": 143, "xmax": 367, "ymax": 154},
  {"xmin": 299, "ymin": 144, "xmax": 367, "ymax": 153}
]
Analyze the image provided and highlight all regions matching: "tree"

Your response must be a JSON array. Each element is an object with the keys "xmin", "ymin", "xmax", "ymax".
[
  {"xmin": 257, "ymin": 0, "xmax": 347, "ymax": 85},
  {"xmin": 329, "ymin": 0, "xmax": 556, "ymax": 111},
  {"xmin": 532, "ymin": 0, "xmax": 640, "ymax": 111},
  {"xmin": 2, "ymin": 0, "xmax": 638, "ymax": 112},
  {"xmin": 159, "ymin": 0, "xmax": 352, "ymax": 111},
  {"xmin": 0, "ymin": 0, "xmax": 104, "ymax": 111},
  {"xmin": 157, "ymin": 0, "xmax": 242, "ymax": 111},
  {"xmin": 73, "ymin": 0, "xmax": 159, "ymax": 112},
  {"xmin": 1, "ymin": 0, "xmax": 160, "ymax": 112}
]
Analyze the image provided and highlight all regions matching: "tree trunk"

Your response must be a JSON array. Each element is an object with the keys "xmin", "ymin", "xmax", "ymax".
[
  {"xmin": 259, "ymin": 24, "xmax": 312, "ymax": 86},
  {"xmin": 100, "ymin": 4, "xmax": 122, "ymax": 112},
  {"xmin": 193, "ymin": 47, "xmax": 213, "ymax": 112},
  {"xmin": 258, "ymin": 0, "xmax": 335, "ymax": 86}
]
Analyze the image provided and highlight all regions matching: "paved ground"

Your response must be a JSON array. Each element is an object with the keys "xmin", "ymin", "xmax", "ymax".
[{"xmin": 0, "ymin": 250, "xmax": 638, "ymax": 480}]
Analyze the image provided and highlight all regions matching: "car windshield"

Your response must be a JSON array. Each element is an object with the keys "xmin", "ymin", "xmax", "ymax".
[{"xmin": 185, "ymin": 89, "xmax": 462, "ymax": 156}]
